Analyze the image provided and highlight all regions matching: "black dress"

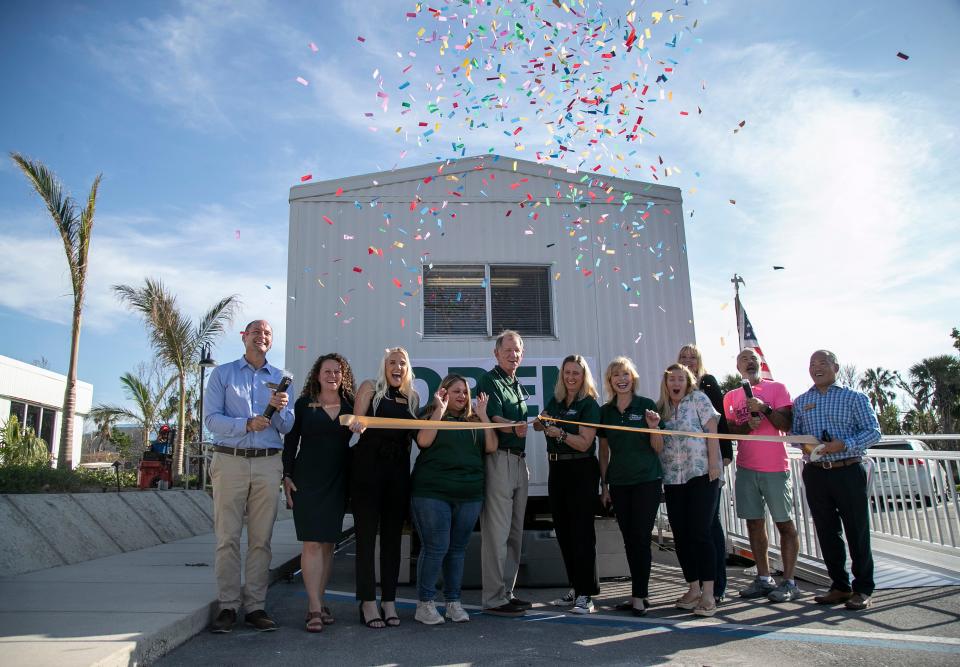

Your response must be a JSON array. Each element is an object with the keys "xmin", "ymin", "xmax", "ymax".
[{"xmin": 283, "ymin": 395, "xmax": 354, "ymax": 543}]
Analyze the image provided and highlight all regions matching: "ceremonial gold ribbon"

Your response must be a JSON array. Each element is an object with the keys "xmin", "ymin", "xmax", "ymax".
[
  {"xmin": 339, "ymin": 414, "xmax": 820, "ymax": 445},
  {"xmin": 340, "ymin": 414, "xmax": 506, "ymax": 430},
  {"xmin": 539, "ymin": 415, "xmax": 819, "ymax": 445}
]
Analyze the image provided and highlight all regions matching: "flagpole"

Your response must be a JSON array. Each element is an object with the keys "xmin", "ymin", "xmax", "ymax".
[
  {"xmin": 732, "ymin": 274, "xmax": 744, "ymax": 351},
  {"xmin": 731, "ymin": 274, "xmax": 774, "ymax": 379},
  {"xmin": 731, "ymin": 273, "xmax": 744, "ymax": 300}
]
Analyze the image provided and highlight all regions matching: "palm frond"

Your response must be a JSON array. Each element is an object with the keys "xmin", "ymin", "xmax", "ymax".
[
  {"xmin": 195, "ymin": 294, "xmax": 241, "ymax": 350},
  {"xmin": 73, "ymin": 173, "xmax": 101, "ymax": 298},
  {"xmin": 10, "ymin": 152, "xmax": 80, "ymax": 270},
  {"xmin": 119, "ymin": 372, "xmax": 154, "ymax": 415},
  {"xmin": 89, "ymin": 404, "xmax": 139, "ymax": 424},
  {"xmin": 114, "ymin": 278, "xmax": 192, "ymax": 370}
]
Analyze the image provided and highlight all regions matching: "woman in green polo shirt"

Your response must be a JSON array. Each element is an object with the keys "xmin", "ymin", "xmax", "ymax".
[
  {"xmin": 597, "ymin": 356, "xmax": 664, "ymax": 616},
  {"xmin": 534, "ymin": 354, "xmax": 602, "ymax": 614},
  {"xmin": 410, "ymin": 374, "xmax": 497, "ymax": 626}
]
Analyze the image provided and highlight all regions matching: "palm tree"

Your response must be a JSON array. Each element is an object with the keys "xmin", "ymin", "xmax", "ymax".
[
  {"xmin": 719, "ymin": 374, "xmax": 742, "ymax": 393},
  {"xmin": 897, "ymin": 374, "xmax": 937, "ymax": 434},
  {"xmin": 113, "ymin": 278, "xmax": 239, "ymax": 477},
  {"xmin": 10, "ymin": 153, "xmax": 101, "ymax": 469},
  {"xmin": 90, "ymin": 370, "xmax": 177, "ymax": 452},
  {"xmin": 909, "ymin": 356, "xmax": 960, "ymax": 435},
  {"xmin": 859, "ymin": 367, "xmax": 898, "ymax": 414}
]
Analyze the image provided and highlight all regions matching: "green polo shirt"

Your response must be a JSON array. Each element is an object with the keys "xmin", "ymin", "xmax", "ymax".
[
  {"xmin": 477, "ymin": 366, "xmax": 528, "ymax": 452},
  {"xmin": 411, "ymin": 414, "xmax": 485, "ymax": 503},
  {"xmin": 598, "ymin": 395, "xmax": 663, "ymax": 485},
  {"xmin": 543, "ymin": 395, "xmax": 600, "ymax": 456}
]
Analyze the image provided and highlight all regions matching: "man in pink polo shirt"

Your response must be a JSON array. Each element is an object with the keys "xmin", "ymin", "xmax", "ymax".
[{"xmin": 724, "ymin": 348, "xmax": 800, "ymax": 603}]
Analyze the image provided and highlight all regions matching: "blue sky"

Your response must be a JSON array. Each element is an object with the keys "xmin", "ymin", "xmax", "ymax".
[{"xmin": 1, "ymin": 0, "xmax": 958, "ymax": 414}]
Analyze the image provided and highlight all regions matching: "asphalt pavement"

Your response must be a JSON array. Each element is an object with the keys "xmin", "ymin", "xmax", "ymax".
[{"xmin": 159, "ymin": 540, "xmax": 960, "ymax": 667}]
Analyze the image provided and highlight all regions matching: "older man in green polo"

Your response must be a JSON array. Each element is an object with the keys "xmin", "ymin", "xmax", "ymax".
[{"xmin": 478, "ymin": 330, "xmax": 532, "ymax": 617}]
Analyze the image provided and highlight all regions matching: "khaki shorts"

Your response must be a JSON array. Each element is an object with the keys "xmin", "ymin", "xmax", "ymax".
[{"xmin": 735, "ymin": 467, "xmax": 793, "ymax": 523}]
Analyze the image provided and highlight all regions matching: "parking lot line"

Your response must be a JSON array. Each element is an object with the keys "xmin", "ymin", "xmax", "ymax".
[{"xmin": 319, "ymin": 589, "xmax": 960, "ymax": 655}]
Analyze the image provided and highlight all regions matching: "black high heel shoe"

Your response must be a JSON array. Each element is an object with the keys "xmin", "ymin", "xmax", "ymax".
[{"xmin": 359, "ymin": 602, "xmax": 385, "ymax": 629}]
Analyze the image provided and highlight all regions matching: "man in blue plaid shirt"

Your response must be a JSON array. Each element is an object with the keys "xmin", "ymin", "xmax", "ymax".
[{"xmin": 793, "ymin": 350, "xmax": 881, "ymax": 610}]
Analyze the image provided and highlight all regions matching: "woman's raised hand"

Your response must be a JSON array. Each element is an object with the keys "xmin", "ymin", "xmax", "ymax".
[
  {"xmin": 475, "ymin": 392, "xmax": 489, "ymax": 418},
  {"xmin": 434, "ymin": 387, "xmax": 449, "ymax": 413}
]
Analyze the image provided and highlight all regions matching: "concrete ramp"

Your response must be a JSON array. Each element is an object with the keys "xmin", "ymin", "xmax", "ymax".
[{"xmin": 0, "ymin": 491, "xmax": 216, "ymax": 578}]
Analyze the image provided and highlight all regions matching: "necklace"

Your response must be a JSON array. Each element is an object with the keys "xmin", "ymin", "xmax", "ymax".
[{"xmin": 309, "ymin": 396, "xmax": 342, "ymax": 409}]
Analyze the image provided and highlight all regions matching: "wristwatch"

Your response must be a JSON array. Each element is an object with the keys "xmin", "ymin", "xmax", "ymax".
[{"xmin": 762, "ymin": 404, "xmax": 773, "ymax": 416}]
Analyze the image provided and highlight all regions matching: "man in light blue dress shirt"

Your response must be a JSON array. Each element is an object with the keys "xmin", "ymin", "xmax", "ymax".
[
  {"xmin": 794, "ymin": 350, "xmax": 881, "ymax": 611},
  {"xmin": 204, "ymin": 320, "xmax": 294, "ymax": 633}
]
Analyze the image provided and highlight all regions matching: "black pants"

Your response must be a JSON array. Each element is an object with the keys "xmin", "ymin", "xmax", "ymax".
[
  {"xmin": 711, "ymin": 508, "xmax": 727, "ymax": 596},
  {"xmin": 351, "ymin": 446, "xmax": 410, "ymax": 601},
  {"xmin": 802, "ymin": 462, "xmax": 874, "ymax": 595},
  {"xmin": 664, "ymin": 474, "xmax": 720, "ymax": 584},
  {"xmin": 610, "ymin": 479, "xmax": 662, "ymax": 598},
  {"xmin": 548, "ymin": 457, "xmax": 601, "ymax": 596}
]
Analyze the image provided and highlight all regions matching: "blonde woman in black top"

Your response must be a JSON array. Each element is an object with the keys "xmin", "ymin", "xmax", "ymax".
[{"xmin": 349, "ymin": 347, "xmax": 420, "ymax": 628}]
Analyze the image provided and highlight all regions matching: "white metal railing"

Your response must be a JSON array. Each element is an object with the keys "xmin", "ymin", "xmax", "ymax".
[{"xmin": 720, "ymin": 448, "xmax": 960, "ymax": 580}]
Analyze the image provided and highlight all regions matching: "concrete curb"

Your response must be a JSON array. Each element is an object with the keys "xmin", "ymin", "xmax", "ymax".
[
  {"xmin": 0, "ymin": 517, "xmax": 320, "ymax": 667},
  {"xmin": 119, "ymin": 551, "xmax": 303, "ymax": 666}
]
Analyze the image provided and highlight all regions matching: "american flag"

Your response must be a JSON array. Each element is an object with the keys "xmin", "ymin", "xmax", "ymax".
[{"xmin": 736, "ymin": 295, "xmax": 774, "ymax": 380}]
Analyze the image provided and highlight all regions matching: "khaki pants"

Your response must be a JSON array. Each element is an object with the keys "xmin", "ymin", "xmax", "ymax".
[
  {"xmin": 481, "ymin": 450, "xmax": 529, "ymax": 608},
  {"xmin": 211, "ymin": 452, "xmax": 283, "ymax": 612}
]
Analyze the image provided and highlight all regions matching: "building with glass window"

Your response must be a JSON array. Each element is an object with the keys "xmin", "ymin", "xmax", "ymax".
[
  {"xmin": 0, "ymin": 355, "xmax": 93, "ymax": 468},
  {"xmin": 286, "ymin": 155, "xmax": 694, "ymax": 502}
]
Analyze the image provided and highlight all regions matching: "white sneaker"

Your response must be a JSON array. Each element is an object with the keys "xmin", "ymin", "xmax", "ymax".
[
  {"xmin": 550, "ymin": 588, "xmax": 576, "ymax": 607},
  {"xmin": 444, "ymin": 600, "xmax": 470, "ymax": 623},
  {"xmin": 415, "ymin": 601, "xmax": 445, "ymax": 625},
  {"xmin": 571, "ymin": 595, "xmax": 596, "ymax": 614}
]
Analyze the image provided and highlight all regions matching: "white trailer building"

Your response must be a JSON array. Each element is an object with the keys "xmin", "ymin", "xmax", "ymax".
[{"xmin": 286, "ymin": 155, "xmax": 695, "ymax": 509}]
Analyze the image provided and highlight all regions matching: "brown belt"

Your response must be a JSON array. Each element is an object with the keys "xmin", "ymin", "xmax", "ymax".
[
  {"xmin": 806, "ymin": 457, "xmax": 862, "ymax": 470},
  {"xmin": 212, "ymin": 445, "xmax": 281, "ymax": 458}
]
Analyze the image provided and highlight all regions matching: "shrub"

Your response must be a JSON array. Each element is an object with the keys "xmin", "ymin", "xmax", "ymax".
[
  {"xmin": 0, "ymin": 465, "xmax": 139, "ymax": 493},
  {"xmin": 0, "ymin": 416, "xmax": 50, "ymax": 467}
]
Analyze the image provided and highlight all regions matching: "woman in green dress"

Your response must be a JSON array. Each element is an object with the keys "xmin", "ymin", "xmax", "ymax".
[{"xmin": 282, "ymin": 353, "xmax": 355, "ymax": 632}]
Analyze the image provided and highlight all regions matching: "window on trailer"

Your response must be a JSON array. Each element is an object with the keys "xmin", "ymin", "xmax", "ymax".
[{"xmin": 423, "ymin": 264, "xmax": 554, "ymax": 337}]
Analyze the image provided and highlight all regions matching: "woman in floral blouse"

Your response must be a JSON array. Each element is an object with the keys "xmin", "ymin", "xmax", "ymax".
[{"xmin": 650, "ymin": 363, "xmax": 721, "ymax": 616}]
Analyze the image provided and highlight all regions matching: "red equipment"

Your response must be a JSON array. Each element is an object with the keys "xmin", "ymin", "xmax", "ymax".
[{"xmin": 138, "ymin": 459, "xmax": 173, "ymax": 489}]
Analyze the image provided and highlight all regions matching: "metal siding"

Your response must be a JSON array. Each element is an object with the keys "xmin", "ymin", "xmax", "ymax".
[{"xmin": 286, "ymin": 157, "xmax": 694, "ymax": 492}]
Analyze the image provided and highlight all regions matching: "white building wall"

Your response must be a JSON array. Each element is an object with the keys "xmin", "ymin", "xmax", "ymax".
[
  {"xmin": 0, "ymin": 355, "xmax": 93, "ymax": 468},
  {"xmin": 286, "ymin": 156, "xmax": 696, "ymax": 495}
]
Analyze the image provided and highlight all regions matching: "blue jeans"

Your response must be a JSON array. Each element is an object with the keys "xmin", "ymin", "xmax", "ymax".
[{"xmin": 410, "ymin": 496, "xmax": 482, "ymax": 602}]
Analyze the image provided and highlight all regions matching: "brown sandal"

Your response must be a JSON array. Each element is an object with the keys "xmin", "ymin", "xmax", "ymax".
[
  {"xmin": 320, "ymin": 606, "xmax": 335, "ymax": 625},
  {"xmin": 305, "ymin": 611, "xmax": 324, "ymax": 633}
]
